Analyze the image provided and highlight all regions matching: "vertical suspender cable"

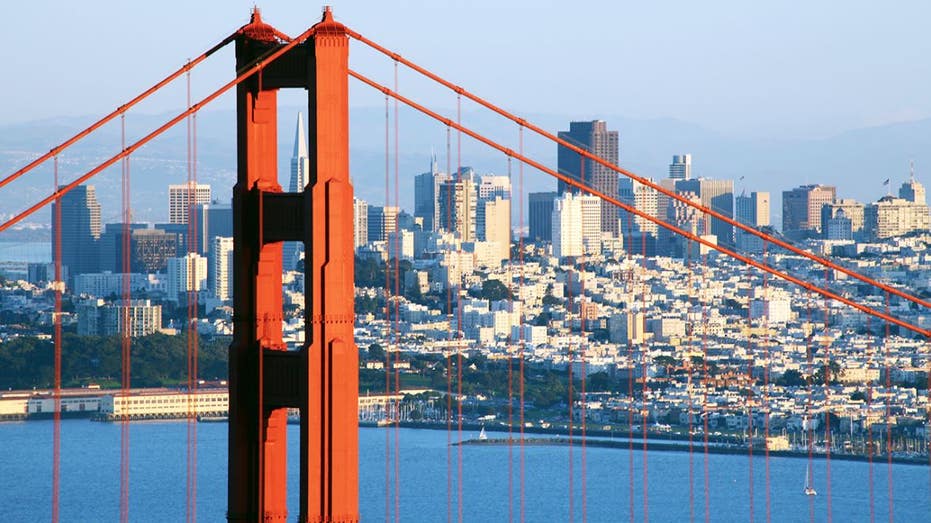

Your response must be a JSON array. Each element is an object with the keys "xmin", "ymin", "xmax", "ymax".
[
  {"xmin": 866, "ymin": 312, "xmax": 875, "ymax": 523},
  {"xmin": 579, "ymin": 160, "xmax": 588, "ymax": 523},
  {"xmin": 687, "ymin": 240, "xmax": 694, "ymax": 523},
  {"xmin": 747, "ymin": 263, "xmax": 755, "ymax": 523},
  {"xmin": 445, "ymin": 124, "xmax": 453, "ymax": 523},
  {"xmin": 806, "ymin": 291, "xmax": 814, "ymax": 523},
  {"xmin": 640, "ymin": 221, "xmax": 649, "ymax": 523},
  {"xmin": 455, "ymin": 93, "xmax": 464, "ymax": 523},
  {"xmin": 52, "ymin": 155, "xmax": 62, "ymax": 523},
  {"xmin": 701, "ymin": 252, "xmax": 710, "ymax": 523},
  {"xmin": 518, "ymin": 124, "xmax": 526, "ymax": 523},
  {"xmin": 762, "ymin": 242, "xmax": 771, "ymax": 523},
  {"xmin": 626, "ymin": 216, "xmax": 635, "ymax": 523},
  {"xmin": 823, "ymin": 269, "xmax": 832, "ymax": 522},
  {"xmin": 383, "ymin": 93, "xmax": 392, "ymax": 523},
  {"xmin": 506, "ymin": 154, "xmax": 514, "ymax": 523},
  {"xmin": 392, "ymin": 58, "xmax": 402, "ymax": 523},
  {"xmin": 119, "ymin": 113, "xmax": 131, "ymax": 523},
  {"xmin": 567, "ymin": 265, "xmax": 574, "ymax": 522},
  {"xmin": 884, "ymin": 292, "xmax": 892, "ymax": 522}
]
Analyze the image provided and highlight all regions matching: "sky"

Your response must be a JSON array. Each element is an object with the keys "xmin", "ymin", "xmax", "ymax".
[{"xmin": 3, "ymin": 0, "xmax": 931, "ymax": 140}]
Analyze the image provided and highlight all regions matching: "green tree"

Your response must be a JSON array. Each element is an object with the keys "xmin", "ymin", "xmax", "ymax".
[{"xmin": 480, "ymin": 279, "xmax": 512, "ymax": 301}]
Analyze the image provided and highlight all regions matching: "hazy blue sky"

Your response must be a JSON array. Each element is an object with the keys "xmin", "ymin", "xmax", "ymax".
[{"xmin": 3, "ymin": 1, "xmax": 931, "ymax": 139}]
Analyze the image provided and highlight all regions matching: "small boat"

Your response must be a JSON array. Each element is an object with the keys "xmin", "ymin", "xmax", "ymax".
[
  {"xmin": 804, "ymin": 467, "xmax": 817, "ymax": 496},
  {"xmin": 479, "ymin": 425, "xmax": 488, "ymax": 441}
]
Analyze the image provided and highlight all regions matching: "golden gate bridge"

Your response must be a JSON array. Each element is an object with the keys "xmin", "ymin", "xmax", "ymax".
[{"xmin": 0, "ymin": 6, "xmax": 929, "ymax": 522}]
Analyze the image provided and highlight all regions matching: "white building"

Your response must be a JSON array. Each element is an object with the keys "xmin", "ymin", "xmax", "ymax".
[
  {"xmin": 73, "ymin": 272, "xmax": 149, "ymax": 297},
  {"xmin": 553, "ymin": 193, "xmax": 601, "ymax": 257},
  {"xmin": 212, "ymin": 236, "xmax": 233, "ymax": 301},
  {"xmin": 387, "ymin": 230, "xmax": 415, "ymax": 261},
  {"xmin": 167, "ymin": 253, "xmax": 208, "ymax": 302},
  {"xmin": 353, "ymin": 197, "xmax": 368, "ymax": 249},
  {"xmin": 477, "ymin": 197, "xmax": 511, "ymax": 264},
  {"xmin": 168, "ymin": 182, "xmax": 211, "ymax": 225},
  {"xmin": 553, "ymin": 194, "xmax": 582, "ymax": 258}
]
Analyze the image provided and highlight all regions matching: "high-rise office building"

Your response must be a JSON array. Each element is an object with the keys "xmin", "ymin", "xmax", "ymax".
[
  {"xmin": 552, "ymin": 194, "xmax": 582, "ymax": 258},
  {"xmin": 437, "ymin": 179, "xmax": 477, "ymax": 242},
  {"xmin": 619, "ymin": 178, "xmax": 659, "ymax": 236},
  {"xmin": 477, "ymin": 197, "xmax": 511, "ymax": 263},
  {"xmin": 899, "ymin": 169, "xmax": 926, "ymax": 205},
  {"xmin": 97, "ymin": 223, "xmax": 147, "ymax": 273},
  {"xmin": 735, "ymin": 191, "xmax": 770, "ymax": 252},
  {"xmin": 735, "ymin": 191, "xmax": 770, "ymax": 227},
  {"xmin": 676, "ymin": 178, "xmax": 735, "ymax": 246},
  {"xmin": 353, "ymin": 197, "xmax": 368, "ymax": 249},
  {"xmin": 659, "ymin": 190, "xmax": 703, "ymax": 257},
  {"xmin": 211, "ymin": 236, "xmax": 234, "ymax": 301},
  {"xmin": 51, "ymin": 184, "xmax": 102, "ymax": 280},
  {"xmin": 367, "ymin": 205, "xmax": 399, "ymax": 243},
  {"xmin": 865, "ymin": 196, "xmax": 930, "ymax": 240},
  {"xmin": 552, "ymin": 193, "xmax": 601, "ymax": 258},
  {"xmin": 557, "ymin": 120, "xmax": 619, "ymax": 236},
  {"xmin": 284, "ymin": 113, "xmax": 310, "ymax": 271},
  {"xmin": 821, "ymin": 199, "xmax": 865, "ymax": 240},
  {"xmin": 782, "ymin": 185, "xmax": 836, "ymax": 239},
  {"xmin": 130, "ymin": 229, "xmax": 178, "ymax": 273},
  {"xmin": 669, "ymin": 154, "xmax": 692, "ymax": 180},
  {"xmin": 168, "ymin": 182, "xmax": 211, "ymax": 225},
  {"xmin": 579, "ymin": 194, "xmax": 603, "ymax": 254},
  {"xmin": 528, "ymin": 192, "xmax": 557, "ymax": 242},
  {"xmin": 476, "ymin": 175, "xmax": 511, "ymax": 201},
  {"xmin": 166, "ymin": 252, "xmax": 208, "ymax": 303},
  {"xmin": 413, "ymin": 155, "xmax": 449, "ymax": 232},
  {"xmin": 192, "ymin": 201, "xmax": 233, "ymax": 256}
]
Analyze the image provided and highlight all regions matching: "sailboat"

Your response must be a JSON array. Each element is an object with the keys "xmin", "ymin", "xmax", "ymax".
[
  {"xmin": 479, "ymin": 425, "xmax": 488, "ymax": 441},
  {"xmin": 804, "ymin": 467, "xmax": 817, "ymax": 496}
]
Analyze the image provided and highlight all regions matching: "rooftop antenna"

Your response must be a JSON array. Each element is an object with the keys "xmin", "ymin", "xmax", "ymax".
[{"xmin": 910, "ymin": 159, "xmax": 915, "ymax": 183}]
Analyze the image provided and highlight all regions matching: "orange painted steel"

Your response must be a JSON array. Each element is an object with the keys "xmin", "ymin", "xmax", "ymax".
[
  {"xmin": 229, "ymin": 8, "xmax": 358, "ymax": 523},
  {"xmin": 0, "ymin": 24, "xmax": 318, "ymax": 235},
  {"xmin": 346, "ymin": 30, "xmax": 931, "ymax": 312},
  {"xmin": 304, "ymin": 9, "xmax": 359, "ymax": 522},
  {"xmin": 347, "ymin": 69, "xmax": 931, "ymax": 339}
]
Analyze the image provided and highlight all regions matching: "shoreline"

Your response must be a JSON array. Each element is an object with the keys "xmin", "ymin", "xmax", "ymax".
[{"xmin": 362, "ymin": 420, "xmax": 930, "ymax": 467}]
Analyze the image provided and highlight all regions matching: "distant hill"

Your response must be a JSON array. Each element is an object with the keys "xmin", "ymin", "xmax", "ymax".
[{"xmin": 2, "ymin": 107, "xmax": 930, "ymax": 228}]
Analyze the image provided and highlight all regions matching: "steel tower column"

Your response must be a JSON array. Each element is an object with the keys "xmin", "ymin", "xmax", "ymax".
[{"xmin": 229, "ymin": 7, "xmax": 357, "ymax": 522}]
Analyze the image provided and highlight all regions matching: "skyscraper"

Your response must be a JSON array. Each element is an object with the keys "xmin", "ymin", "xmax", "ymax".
[
  {"xmin": 821, "ymin": 199, "xmax": 864, "ymax": 239},
  {"xmin": 619, "ymin": 178, "xmax": 659, "ymax": 236},
  {"xmin": 552, "ymin": 194, "xmax": 582, "ymax": 258},
  {"xmin": 477, "ymin": 197, "xmax": 511, "ymax": 263},
  {"xmin": 284, "ymin": 113, "xmax": 310, "ymax": 270},
  {"xmin": 552, "ymin": 193, "xmax": 601, "ymax": 258},
  {"xmin": 413, "ymin": 154, "xmax": 449, "ymax": 232},
  {"xmin": 437, "ymin": 179, "xmax": 477, "ymax": 242},
  {"xmin": 669, "ymin": 154, "xmax": 692, "ymax": 180},
  {"xmin": 677, "ymin": 178, "xmax": 735, "ymax": 246},
  {"xmin": 51, "ymin": 184, "xmax": 101, "ymax": 280},
  {"xmin": 782, "ymin": 185, "xmax": 836, "ymax": 239},
  {"xmin": 899, "ymin": 166, "xmax": 926, "ymax": 205},
  {"xmin": 289, "ymin": 112, "xmax": 309, "ymax": 193},
  {"xmin": 735, "ymin": 191, "xmax": 770, "ymax": 252},
  {"xmin": 528, "ymin": 192, "xmax": 557, "ymax": 242},
  {"xmin": 211, "ymin": 236, "xmax": 234, "ymax": 301},
  {"xmin": 367, "ymin": 205, "xmax": 399, "ymax": 243},
  {"xmin": 168, "ymin": 182, "xmax": 211, "ymax": 225},
  {"xmin": 166, "ymin": 252, "xmax": 208, "ymax": 303},
  {"xmin": 557, "ymin": 120, "xmax": 619, "ymax": 236},
  {"xmin": 353, "ymin": 197, "xmax": 368, "ymax": 249}
]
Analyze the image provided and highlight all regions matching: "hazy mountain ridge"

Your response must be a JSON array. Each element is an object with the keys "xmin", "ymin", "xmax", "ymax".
[{"xmin": 2, "ymin": 108, "xmax": 930, "ymax": 227}]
